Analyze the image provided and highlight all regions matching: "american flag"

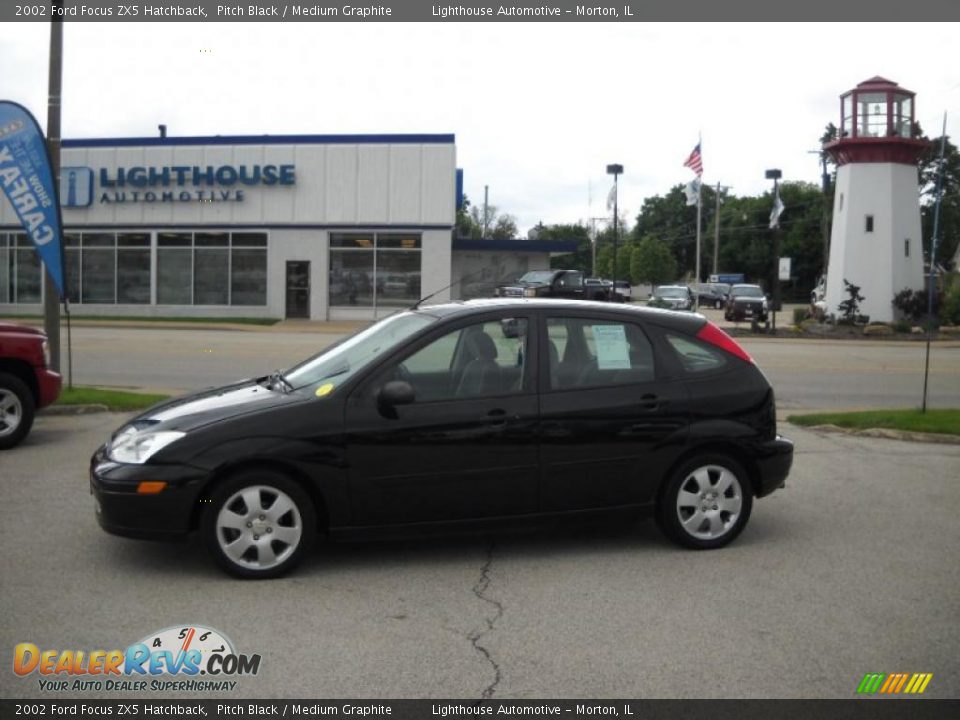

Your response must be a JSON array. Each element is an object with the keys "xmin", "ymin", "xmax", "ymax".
[{"xmin": 683, "ymin": 143, "xmax": 703, "ymax": 176}]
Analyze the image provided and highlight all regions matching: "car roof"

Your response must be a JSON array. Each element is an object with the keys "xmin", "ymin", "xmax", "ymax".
[{"xmin": 415, "ymin": 297, "xmax": 705, "ymax": 331}]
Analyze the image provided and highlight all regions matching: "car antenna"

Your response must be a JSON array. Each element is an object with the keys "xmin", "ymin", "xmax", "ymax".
[{"xmin": 409, "ymin": 267, "xmax": 489, "ymax": 311}]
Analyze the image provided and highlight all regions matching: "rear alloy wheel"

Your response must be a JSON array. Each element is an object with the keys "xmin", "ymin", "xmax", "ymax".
[
  {"xmin": 0, "ymin": 372, "xmax": 35, "ymax": 450},
  {"xmin": 203, "ymin": 469, "xmax": 316, "ymax": 578},
  {"xmin": 658, "ymin": 455, "xmax": 753, "ymax": 549}
]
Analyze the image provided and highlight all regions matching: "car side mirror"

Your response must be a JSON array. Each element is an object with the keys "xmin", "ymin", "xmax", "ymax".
[{"xmin": 378, "ymin": 380, "xmax": 415, "ymax": 407}]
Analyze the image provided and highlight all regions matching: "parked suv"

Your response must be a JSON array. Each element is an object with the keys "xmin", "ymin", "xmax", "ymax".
[
  {"xmin": 724, "ymin": 284, "xmax": 769, "ymax": 322},
  {"xmin": 0, "ymin": 323, "xmax": 62, "ymax": 449},
  {"xmin": 495, "ymin": 270, "xmax": 615, "ymax": 301}
]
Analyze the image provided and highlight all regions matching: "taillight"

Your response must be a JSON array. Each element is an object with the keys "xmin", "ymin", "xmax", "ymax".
[{"xmin": 696, "ymin": 322, "xmax": 754, "ymax": 364}]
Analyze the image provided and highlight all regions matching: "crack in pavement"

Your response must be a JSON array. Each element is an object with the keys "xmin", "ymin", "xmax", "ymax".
[{"xmin": 469, "ymin": 539, "xmax": 504, "ymax": 700}]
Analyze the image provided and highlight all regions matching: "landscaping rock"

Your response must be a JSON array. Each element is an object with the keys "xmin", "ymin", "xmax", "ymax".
[{"xmin": 863, "ymin": 324, "xmax": 893, "ymax": 336}]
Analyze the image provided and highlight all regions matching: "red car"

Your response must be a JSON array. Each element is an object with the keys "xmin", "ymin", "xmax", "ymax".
[{"xmin": 0, "ymin": 323, "xmax": 62, "ymax": 449}]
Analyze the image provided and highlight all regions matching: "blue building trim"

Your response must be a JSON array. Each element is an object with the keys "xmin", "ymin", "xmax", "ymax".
[
  {"xmin": 62, "ymin": 133, "xmax": 456, "ymax": 149},
  {"xmin": 452, "ymin": 238, "xmax": 579, "ymax": 254},
  {"xmin": 2, "ymin": 223, "xmax": 455, "ymax": 232}
]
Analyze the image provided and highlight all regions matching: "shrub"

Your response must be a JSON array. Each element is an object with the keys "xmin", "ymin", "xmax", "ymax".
[
  {"xmin": 837, "ymin": 279, "xmax": 865, "ymax": 323},
  {"xmin": 793, "ymin": 307, "xmax": 809, "ymax": 325},
  {"xmin": 942, "ymin": 275, "xmax": 960, "ymax": 325},
  {"xmin": 892, "ymin": 319, "xmax": 912, "ymax": 333},
  {"xmin": 893, "ymin": 287, "xmax": 939, "ymax": 320}
]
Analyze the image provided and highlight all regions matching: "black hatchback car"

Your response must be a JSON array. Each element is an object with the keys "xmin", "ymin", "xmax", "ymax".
[{"xmin": 90, "ymin": 299, "xmax": 793, "ymax": 578}]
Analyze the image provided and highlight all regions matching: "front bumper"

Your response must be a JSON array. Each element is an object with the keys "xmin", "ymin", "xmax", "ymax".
[
  {"xmin": 752, "ymin": 435, "xmax": 794, "ymax": 498},
  {"xmin": 36, "ymin": 367, "xmax": 62, "ymax": 409},
  {"xmin": 89, "ymin": 444, "xmax": 210, "ymax": 540},
  {"xmin": 729, "ymin": 304, "xmax": 767, "ymax": 320}
]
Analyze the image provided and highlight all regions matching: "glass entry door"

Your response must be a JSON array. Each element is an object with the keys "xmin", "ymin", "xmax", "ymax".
[{"xmin": 285, "ymin": 261, "xmax": 310, "ymax": 319}]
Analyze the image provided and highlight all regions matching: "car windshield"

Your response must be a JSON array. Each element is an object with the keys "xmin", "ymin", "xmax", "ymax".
[
  {"xmin": 732, "ymin": 286, "xmax": 763, "ymax": 298},
  {"xmin": 656, "ymin": 287, "xmax": 687, "ymax": 298},
  {"xmin": 518, "ymin": 271, "xmax": 556, "ymax": 284},
  {"xmin": 284, "ymin": 311, "xmax": 440, "ymax": 390}
]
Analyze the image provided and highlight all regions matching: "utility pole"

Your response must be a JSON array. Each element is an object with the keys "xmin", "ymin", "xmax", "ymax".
[
  {"xmin": 606, "ymin": 164, "xmax": 623, "ymax": 285},
  {"xmin": 44, "ymin": 0, "xmax": 64, "ymax": 372}
]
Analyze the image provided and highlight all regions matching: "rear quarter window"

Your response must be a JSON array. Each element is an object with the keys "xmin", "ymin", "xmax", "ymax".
[{"xmin": 665, "ymin": 333, "xmax": 728, "ymax": 374}]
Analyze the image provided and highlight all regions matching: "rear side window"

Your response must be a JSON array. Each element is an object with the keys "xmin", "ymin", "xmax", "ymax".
[
  {"xmin": 665, "ymin": 333, "xmax": 728, "ymax": 374},
  {"xmin": 547, "ymin": 317, "xmax": 655, "ymax": 389}
]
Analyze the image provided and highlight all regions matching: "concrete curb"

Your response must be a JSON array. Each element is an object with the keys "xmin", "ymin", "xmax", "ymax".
[
  {"xmin": 42, "ymin": 404, "xmax": 110, "ymax": 416},
  {"xmin": 802, "ymin": 423, "xmax": 960, "ymax": 445}
]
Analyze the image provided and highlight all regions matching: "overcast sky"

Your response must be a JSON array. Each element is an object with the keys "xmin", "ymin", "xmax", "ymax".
[{"xmin": 2, "ymin": 22, "xmax": 959, "ymax": 234}]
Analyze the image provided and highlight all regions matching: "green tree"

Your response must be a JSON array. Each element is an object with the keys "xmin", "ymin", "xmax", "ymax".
[
  {"xmin": 540, "ymin": 223, "xmax": 593, "ymax": 273},
  {"xmin": 490, "ymin": 214, "xmax": 519, "ymax": 240},
  {"xmin": 919, "ymin": 134, "xmax": 960, "ymax": 269},
  {"xmin": 631, "ymin": 235, "xmax": 677, "ymax": 286},
  {"xmin": 456, "ymin": 195, "xmax": 519, "ymax": 239}
]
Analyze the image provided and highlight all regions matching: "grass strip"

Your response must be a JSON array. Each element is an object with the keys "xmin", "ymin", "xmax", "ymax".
[
  {"xmin": 788, "ymin": 409, "xmax": 960, "ymax": 436},
  {"xmin": 56, "ymin": 386, "xmax": 171, "ymax": 411}
]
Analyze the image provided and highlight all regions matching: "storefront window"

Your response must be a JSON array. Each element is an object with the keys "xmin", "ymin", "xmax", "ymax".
[
  {"xmin": 14, "ymin": 235, "xmax": 42, "ymax": 303},
  {"xmin": 231, "ymin": 249, "xmax": 267, "ymax": 306},
  {"xmin": 329, "ymin": 232, "xmax": 420, "ymax": 311},
  {"xmin": 330, "ymin": 233, "xmax": 375, "ymax": 308},
  {"xmin": 194, "ymin": 233, "xmax": 229, "ymax": 305},
  {"xmin": 158, "ymin": 233, "xmax": 193, "ymax": 305},
  {"xmin": 117, "ymin": 233, "xmax": 150, "ymax": 304},
  {"xmin": 0, "ymin": 235, "xmax": 11, "ymax": 303}
]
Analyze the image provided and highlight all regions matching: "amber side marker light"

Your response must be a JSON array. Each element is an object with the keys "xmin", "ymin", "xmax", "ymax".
[
  {"xmin": 696, "ymin": 322, "xmax": 754, "ymax": 364},
  {"xmin": 137, "ymin": 481, "xmax": 168, "ymax": 494}
]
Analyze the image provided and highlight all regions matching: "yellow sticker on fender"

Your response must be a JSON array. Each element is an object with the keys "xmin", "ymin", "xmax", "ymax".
[{"xmin": 315, "ymin": 383, "xmax": 335, "ymax": 397}]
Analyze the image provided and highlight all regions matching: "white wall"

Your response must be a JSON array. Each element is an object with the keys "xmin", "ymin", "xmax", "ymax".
[{"xmin": 825, "ymin": 162, "xmax": 924, "ymax": 322}]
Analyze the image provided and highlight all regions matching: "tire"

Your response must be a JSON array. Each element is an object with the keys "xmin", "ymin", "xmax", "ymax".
[
  {"xmin": 657, "ymin": 455, "xmax": 753, "ymax": 550},
  {"xmin": 202, "ymin": 468, "xmax": 317, "ymax": 579},
  {"xmin": 0, "ymin": 372, "xmax": 35, "ymax": 450}
]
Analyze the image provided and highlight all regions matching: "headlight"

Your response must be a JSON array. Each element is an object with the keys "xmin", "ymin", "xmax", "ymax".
[
  {"xmin": 523, "ymin": 288, "xmax": 537, "ymax": 298},
  {"xmin": 109, "ymin": 429, "xmax": 185, "ymax": 464}
]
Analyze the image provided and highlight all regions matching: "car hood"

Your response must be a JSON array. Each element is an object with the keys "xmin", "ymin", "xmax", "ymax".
[
  {"xmin": 0, "ymin": 322, "xmax": 46, "ymax": 338},
  {"xmin": 122, "ymin": 378, "xmax": 309, "ymax": 435}
]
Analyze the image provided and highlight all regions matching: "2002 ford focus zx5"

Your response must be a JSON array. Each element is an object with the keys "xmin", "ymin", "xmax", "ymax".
[{"xmin": 90, "ymin": 299, "xmax": 794, "ymax": 579}]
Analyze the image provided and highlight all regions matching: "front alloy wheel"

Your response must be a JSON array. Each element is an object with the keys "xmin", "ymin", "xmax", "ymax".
[
  {"xmin": 658, "ymin": 456, "xmax": 753, "ymax": 549},
  {"xmin": 203, "ymin": 470, "xmax": 316, "ymax": 578}
]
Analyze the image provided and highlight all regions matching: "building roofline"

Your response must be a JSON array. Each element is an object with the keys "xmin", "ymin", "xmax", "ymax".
[{"xmin": 62, "ymin": 133, "xmax": 456, "ymax": 149}]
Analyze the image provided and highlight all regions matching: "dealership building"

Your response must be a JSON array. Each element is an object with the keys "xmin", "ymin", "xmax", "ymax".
[{"xmin": 0, "ymin": 132, "xmax": 574, "ymax": 321}]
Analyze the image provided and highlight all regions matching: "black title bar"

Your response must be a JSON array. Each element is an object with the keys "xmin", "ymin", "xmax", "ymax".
[
  {"xmin": 3, "ymin": 0, "xmax": 960, "ymax": 22},
  {"xmin": 2, "ymin": 700, "xmax": 960, "ymax": 720}
]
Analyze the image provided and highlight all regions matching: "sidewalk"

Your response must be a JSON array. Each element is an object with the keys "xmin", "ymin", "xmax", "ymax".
[{"xmin": 1, "ymin": 316, "xmax": 368, "ymax": 334}]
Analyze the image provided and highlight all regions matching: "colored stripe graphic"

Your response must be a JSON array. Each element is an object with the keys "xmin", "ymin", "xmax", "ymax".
[{"xmin": 857, "ymin": 672, "xmax": 932, "ymax": 694}]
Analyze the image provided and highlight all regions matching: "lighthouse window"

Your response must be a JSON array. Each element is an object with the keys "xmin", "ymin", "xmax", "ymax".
[
  {"xmin": 857, "ymin": 93, "xmax": 887, "ymax": 137},
  {"xmin": 865, "ymin": 215, "xmax": 874, "ymax": 233},
  {"xmin": 905, "ymin": 239, "xmax": 910, "ymax": 257}
]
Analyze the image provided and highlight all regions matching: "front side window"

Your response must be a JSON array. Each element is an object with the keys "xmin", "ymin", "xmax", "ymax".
[
  {"xmin": 284, "ymin": 311, "xmax": 440, "ymax": 391},
  {"xmin": 547, "ymin": 317, "xmax": 655, "ymax": 390},
  {"xmin": 382, "ymin": 317, "xmax": 529, "ymax": 403}
]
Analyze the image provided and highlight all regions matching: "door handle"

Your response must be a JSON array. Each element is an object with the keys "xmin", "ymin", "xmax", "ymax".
[{"xmin": 640, "ymin": 393, "xmax": 661, "ymax": 410}]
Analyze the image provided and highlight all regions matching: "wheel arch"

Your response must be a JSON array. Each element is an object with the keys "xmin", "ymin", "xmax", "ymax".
[
  {"xmin": 656, "ymin": 441, "xmax": 761, "ymax": 507},
  {"xmin": 190, "ymin": 458, "xmax": 330, "ymax": 535},
  {"xmin": 0, "ymin": 360, "xmax": 39, "ymax": 406}
]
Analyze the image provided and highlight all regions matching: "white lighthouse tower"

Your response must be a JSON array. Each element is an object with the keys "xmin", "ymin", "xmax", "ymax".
[{"xmin": 823, "ymin": 77, "xmax": 928, "ymax": 322}]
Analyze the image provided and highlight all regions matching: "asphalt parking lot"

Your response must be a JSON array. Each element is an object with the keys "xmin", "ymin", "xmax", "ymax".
[{"xmin": 1, "ymin": 413, "xmax": 958, "ymax": 699}]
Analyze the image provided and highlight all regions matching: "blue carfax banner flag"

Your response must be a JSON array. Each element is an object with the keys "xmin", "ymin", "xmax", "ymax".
[{"xmin": 0, "ymin": 101, "xmax": 65, "ymax": 298}]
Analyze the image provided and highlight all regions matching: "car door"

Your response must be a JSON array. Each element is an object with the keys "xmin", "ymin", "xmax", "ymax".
[
  {"xmin": 343, "ymin": 312, "xmax": 539, "ymax": 526},
  {"xmin": 538, "ymin": 311, "xmax": 690, "ymax": 511}
]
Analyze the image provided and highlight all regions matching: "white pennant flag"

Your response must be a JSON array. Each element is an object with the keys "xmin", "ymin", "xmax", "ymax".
[
  {"xmin": 606, "ymin": 184, "xmax": 616, "ymax": 211},
  {"xmin": 683, "ymin": 178, "xmax": 701, "ymax": 206},
  {"xmin": 770, "ymin": 185, "xmax": 785, "ymax": 229}
]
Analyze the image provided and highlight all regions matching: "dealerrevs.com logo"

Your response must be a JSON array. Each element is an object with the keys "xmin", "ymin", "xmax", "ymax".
[{"xmin": 13, "ymin": 625, "xmax": 261, "ymax": 693}]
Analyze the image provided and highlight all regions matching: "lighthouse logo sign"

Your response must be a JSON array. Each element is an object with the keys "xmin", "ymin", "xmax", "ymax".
[{"xmin": 60, "ymin": 167, "xmax": 93, "ymax": 207}]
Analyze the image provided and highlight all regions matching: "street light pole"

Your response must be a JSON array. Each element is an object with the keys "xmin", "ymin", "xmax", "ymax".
[
  {"xmin": 44, "ymin": 1, "xmax": 64, "ymax": 372},
  {"xmin": 606, "ymin": 164, "xmax": 623, "ymax": 289},
  {"xmin": 766, "ymin": 168, "xmax": 783, "ymax": 333}
]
